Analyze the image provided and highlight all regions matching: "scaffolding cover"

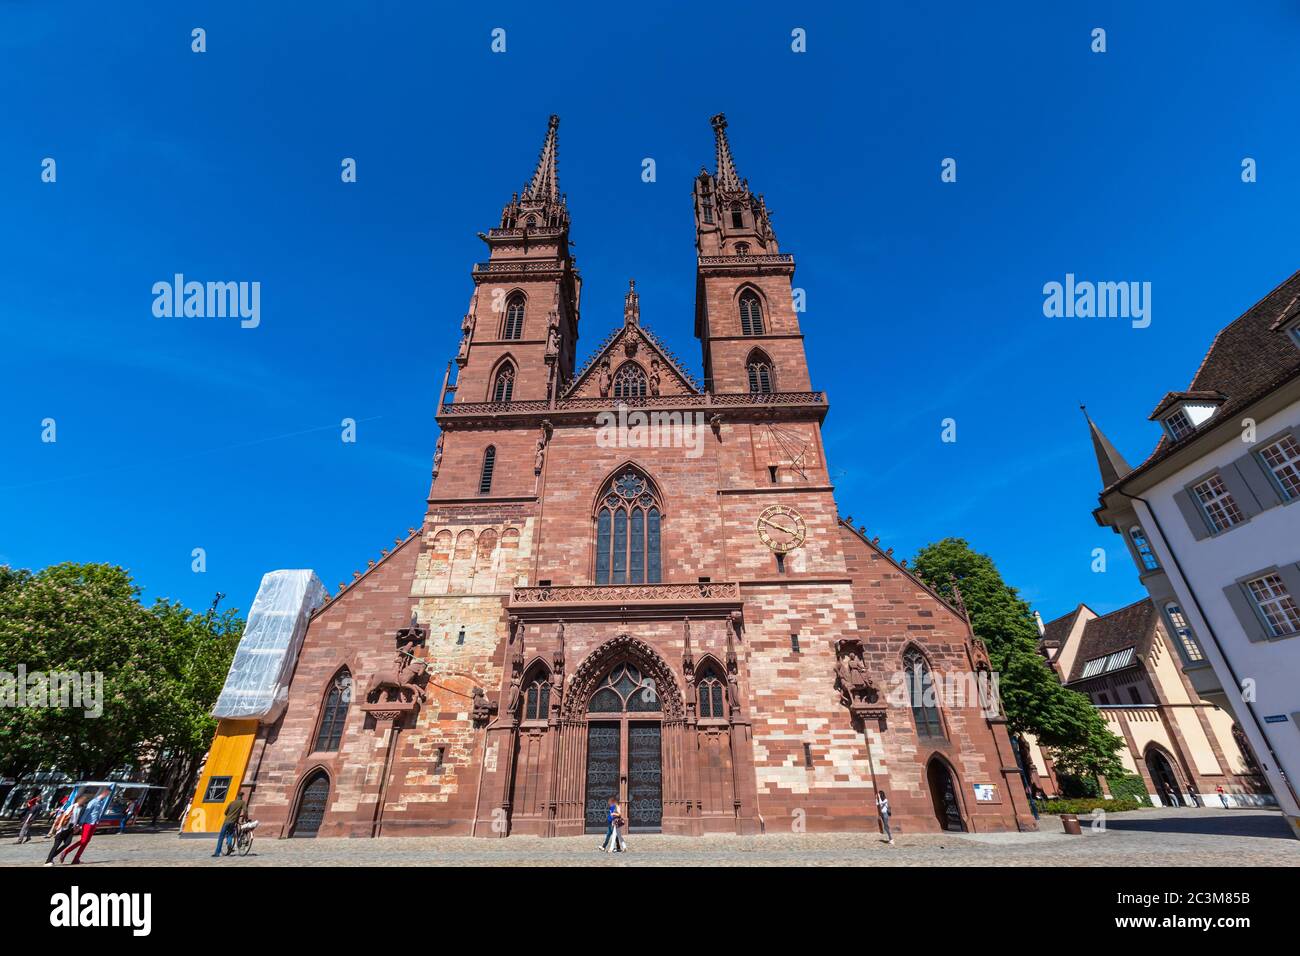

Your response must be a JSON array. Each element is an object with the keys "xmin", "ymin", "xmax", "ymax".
[{"xmin": 212, "ymin": 570, "xmax": 328, "ymax": 721}]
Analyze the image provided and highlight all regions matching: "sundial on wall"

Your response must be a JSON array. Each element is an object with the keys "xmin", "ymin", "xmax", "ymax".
[
  {"xmin": 757, "ymin": 505, "xmax": 807, "ymax": 554},
  {"xmin": 762, "ymin": 423, "xmax": 811, "ymax": 480}
]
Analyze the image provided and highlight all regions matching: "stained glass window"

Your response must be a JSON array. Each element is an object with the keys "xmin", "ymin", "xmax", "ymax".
[
  {"xmin": 586, "ymin": 663, "xmax": 662, "ymax": 713},
  {"xmin": 594, "ymin": 469, "xmax": 662, "ymax": 584},
  {"xmin": 905, "ymin": 651, "xmax": 944, "ymax": 738},
  {"xmin": 314, "ymin": 670, "xmax": 352, "ymax": 752}
]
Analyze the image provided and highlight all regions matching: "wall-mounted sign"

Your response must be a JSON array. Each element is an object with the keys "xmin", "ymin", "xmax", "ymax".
[
  {"xmin": 973, "ymin": 783, "xmax": 997, "ymax": 802},
  {"xmin": 1264, "ymin": 714, "xmax": 1288, "ymax": 723}
]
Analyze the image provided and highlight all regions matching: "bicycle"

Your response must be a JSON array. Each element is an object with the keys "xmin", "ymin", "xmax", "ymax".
[{"xmin": 224, "ymin": 818, "xmax": 258, "ymax": 857}]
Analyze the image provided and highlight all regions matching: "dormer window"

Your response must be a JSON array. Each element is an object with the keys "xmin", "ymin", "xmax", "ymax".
[
  {"xmin": 1164, "ymin": 408, "xmax": 1195, "ymax": 441},
  {"xmin": 1154, "ymin": 395, "xmax": 1223, "ymax": 442},
  {"xmin": 1286, "ymin": 318, "xmax": 1300, "ymax": 349}
]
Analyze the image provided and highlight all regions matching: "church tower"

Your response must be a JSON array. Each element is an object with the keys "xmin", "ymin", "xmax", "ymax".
[
  {"xmin": 449, "ymin": 114, "xmax": 581, "ymax": 408},
  {"xmin": 693, "ymin": 114, "xmax": 811, "ymax": 395}
]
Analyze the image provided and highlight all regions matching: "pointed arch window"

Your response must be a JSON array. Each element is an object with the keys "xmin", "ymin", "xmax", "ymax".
[
  {"xmin": 502, "ymin": 294, "xmax": 525, "ymax": 340},
  {"xmin": 313, "ymin": 669, "xmax": 352, "ymax": 752},
  {"xmin": 523, "ymin": 670, "xmax": 552, "ymax": 721},
  {"xmin": 697, "ymin": 664, "xmax": 727, "ymax": 719},
  {"xmin": 478, "ymin": 446, "xmax": 496, "ymax": 495},
  {"xmin": 594, "ymin": 468, "xmax": 663, "ymax": 585},
  {"xmin": 586, "ymin": 662, "xmax": 661, "ymax": 713},
  {"xmin": 747, "ymin": 351, "xmax": 774, "ymax": 394},
  {"xmin": 492, "ymin": 363, "xmax": 515, "ymax": 402},
  {"xmin": 904, "ymin": 649, "xmax": 944, "ymax": 738},
  {"xmin": 739, "ymin": 291, "xmax": 764, "ymax": 336},
  {"xmin": 613, "ymin": 362, "xmax": 647, "ymax": 398}
]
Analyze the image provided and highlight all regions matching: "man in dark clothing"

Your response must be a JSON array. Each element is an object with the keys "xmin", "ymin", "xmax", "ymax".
[{"xmin": 212, "ymin": 793, "xmax": 246, "ymax": 858}]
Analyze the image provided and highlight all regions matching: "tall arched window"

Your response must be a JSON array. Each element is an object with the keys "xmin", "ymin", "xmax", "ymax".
[
  {"xmin": 904, "ymin": 649, "xmax": 944, "ymax": 738},
  {"xmin": 501, "ymin": 294, "xmax": 525, "ymax": 339},
  {"xmin": 739, "ymin": 291, "xmax": 764, "ymax": 336},
  {"xmin": 1129, "ymin": 525, "xmax": 1159, "ymax": 571},
  {"xmin": 747, "ymin": 351, "xmax": 774, "ymax": 394},
  {"xmin": 523, "ymin": 668, "xmax": 551, "ymax": 721},
  {"xmin": 697, "ymin": 664, "xmax": 726, "ymax": 719},
  {"xmin": 730, "ymin": 202, "xmax": 745, "ymax": 228},
  {"xmin": 492, "ymin": 363, "xmax": 515, "ymax": 402},
  {"xmin": 613, "ymin": 362, "xmax": 647, "ymax": 398},
  {"xmin": 313, "ymin": 669, "xmax": 352, "ymax": 752},
  {"xmin": 594, "ymin": 467, "xmax": 663, "ymax": 585},
  {"xmin": 1164, "ymin": 602, "xmax": 1204, "ymax": 663},
  {"xmin": 478, "ymin": 445, "xmax": 496, "ymax": 494}
]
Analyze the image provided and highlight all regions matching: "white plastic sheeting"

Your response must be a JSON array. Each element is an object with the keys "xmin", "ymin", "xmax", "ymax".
[{"xmin": 212, "ymin": 570, "xmax": 328, "ymax": 722}]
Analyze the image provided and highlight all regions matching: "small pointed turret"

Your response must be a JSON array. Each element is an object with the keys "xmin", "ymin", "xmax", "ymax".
[
  {"xmin": 623, "ymin": 279, "xmax": 640, "ymax": 326},
  {"xmin": 1081, "ymin": 405, "xmax": 1132, "ymax": 489}
]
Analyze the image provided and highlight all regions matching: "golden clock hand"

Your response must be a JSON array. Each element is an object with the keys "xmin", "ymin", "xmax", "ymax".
[{"xmin": 760, "ymin": 516, "xmax": 797, "ymax": 535}]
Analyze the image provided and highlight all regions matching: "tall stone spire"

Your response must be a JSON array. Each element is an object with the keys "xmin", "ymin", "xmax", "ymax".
[
  {"xmin": 1081, "ymin": 405, "xmax": 1132, "ymax": 489},
  {"xmin": 524, "ymin": 114, "xmax": 561, "ymax": 202},
  {"xmin": 710, "ymin": 113, "xmax": 742, "ymax": 190}
]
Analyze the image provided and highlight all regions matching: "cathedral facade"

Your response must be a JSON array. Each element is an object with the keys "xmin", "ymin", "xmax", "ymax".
[{"xmin": 233, "ymin": 115, "xmax": 1036, "ymax": 838}]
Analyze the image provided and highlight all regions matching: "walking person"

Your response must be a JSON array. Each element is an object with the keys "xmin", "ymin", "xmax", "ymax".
[
  {"xmin": 599, "ymin": 797, "xmax": 617, "ymax": 852},
  {"xmin": 59, "ymin": 787, "xmax": 111, "ymax": 865},
  {"xmin": 1216, "ymin": 785, "xmax": 1230, "ymax": 809},
  {"xmin": 13, "ymin": 795, "xmax": 40, "ymax": 844},
  {"xmin": 212, "ymin": 791, "xmax": 246, "ymax": 858},
  {"xmin": 1161, "ymin": 782, "xmax": 1178, "ymax": 807},
  {"xmin": 44, "ymin": 795, "xmax": 89, "ymax": 866},
  {"xmin": 1185, "ymin": 783, "xmax": 1200, "ymax": 808},
  {"xmin": 876, "ymin": 790, "xmax": 894, "ymax": 845}
]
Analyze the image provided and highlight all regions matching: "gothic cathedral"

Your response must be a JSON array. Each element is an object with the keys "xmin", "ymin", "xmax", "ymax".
[{"xmin": 232, "ymin": 115, "xmax": 1036, "ymax": 838}]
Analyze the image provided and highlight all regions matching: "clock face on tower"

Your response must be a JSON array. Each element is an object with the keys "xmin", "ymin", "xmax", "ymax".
[{"xmin": 757, "ymin": 505, "xmax": 807, "ymax": 554}]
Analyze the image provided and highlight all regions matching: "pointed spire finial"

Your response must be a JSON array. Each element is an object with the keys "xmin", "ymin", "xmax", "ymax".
[
  {"xmin": 524, "ymin": 114, "xmax": 561, "ymax": 203},
  {"xmin": 624, "ymin": 279, "xmax": 640, "ymax": 326},
  {"xmin": 710, "ymin": 113, "xmax": 741, "ymax": 190},
  {"xmin": 1080, "ymin": 404, "xmax": 1132, "ymax": 489}
]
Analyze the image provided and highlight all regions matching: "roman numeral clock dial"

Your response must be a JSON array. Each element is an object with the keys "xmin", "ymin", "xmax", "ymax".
[{"xmin": 757, "ymin": 505, "xmax": 806, "ymax": 554}]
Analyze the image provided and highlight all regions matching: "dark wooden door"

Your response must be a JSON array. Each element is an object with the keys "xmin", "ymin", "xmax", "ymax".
[
  {"xmin": 584, "ymin": 722, "xmax": 620, "ymax": 832},
  {"xmin": 292, "ymin": 772, "xmax": 330, "ymax": 837},
  {"xmin": 627, "ymin": 722, "xmax": 663, "ymax": 830}
]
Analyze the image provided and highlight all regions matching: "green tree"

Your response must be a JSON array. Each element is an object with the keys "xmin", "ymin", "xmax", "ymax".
[
  {"xmin": 0, "ymin": 563, "xmax": 241, "ymax": 796},
  {"xmin": 909, "ymin": 538, "xmax": 1125, "ymax": 781}
]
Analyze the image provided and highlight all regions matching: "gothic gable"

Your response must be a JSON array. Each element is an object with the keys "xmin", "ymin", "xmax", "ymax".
[{"xmin": 566, "ymin": 323, "xmax": 699, "ymax": 399}]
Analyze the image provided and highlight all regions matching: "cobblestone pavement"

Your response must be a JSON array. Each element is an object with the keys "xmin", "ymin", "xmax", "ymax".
[{"xmin": 2, "ymin": 808, "xmax": 1295, "ymax": 867}]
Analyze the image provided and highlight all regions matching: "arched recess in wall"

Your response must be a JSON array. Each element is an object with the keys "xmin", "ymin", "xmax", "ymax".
[{"xmin": 495, "ymin": 528, "xmax": 521, "ymax": 591}]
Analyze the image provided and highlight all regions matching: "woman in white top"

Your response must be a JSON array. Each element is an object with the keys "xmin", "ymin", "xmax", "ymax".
[{"xmin": 876, "ymin": 790, "xmax": 894, "ymax": 845}]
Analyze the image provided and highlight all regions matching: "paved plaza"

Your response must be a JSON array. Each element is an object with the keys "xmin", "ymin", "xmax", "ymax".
[{"xmin": 2, "ymin": 807, "xmax": 1296, "ymax": 867}]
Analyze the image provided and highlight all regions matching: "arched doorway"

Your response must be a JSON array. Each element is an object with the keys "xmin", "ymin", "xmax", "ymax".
[
  {"xmin": 1145, "ymin": 746, "xmax": 1183, "ymax": 806},
  {"xmin": 926, "ymin": 757, "xmax": 966, "ymax": 832},
  {"xmin": 291, "ymin": 770, "xmax": 330, "ymax": 837},
  {"xmin": 584, "ymin": 661, "xmax": 663, "ymax": 833}
]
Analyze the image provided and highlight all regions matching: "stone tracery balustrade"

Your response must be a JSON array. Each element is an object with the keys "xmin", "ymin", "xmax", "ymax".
[
  {"xmin": 439, "ymin": 391, "xmax": 825, "ymax": 417},
  {"xmin": 697, "ymin": 254, "xmax": 794, "ymax": 266},
  {"xmin": 511, "ymin": 582, "xmax": 741, "ymax": 604}
]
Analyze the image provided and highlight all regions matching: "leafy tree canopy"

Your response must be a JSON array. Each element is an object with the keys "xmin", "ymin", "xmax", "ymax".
[{"xmin": 909, "ymin": 538, "xmax": 1125, "ymax": 780}]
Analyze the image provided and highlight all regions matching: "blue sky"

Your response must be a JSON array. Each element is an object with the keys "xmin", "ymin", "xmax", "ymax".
[{"xmin": 3, "ymin": 2, "xmax": 1299, "ymax": 623}]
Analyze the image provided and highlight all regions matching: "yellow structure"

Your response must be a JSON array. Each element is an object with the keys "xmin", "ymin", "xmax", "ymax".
[{"xmin": 183, "ymin": 718, "xmax": 258, "ymax": 834}]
